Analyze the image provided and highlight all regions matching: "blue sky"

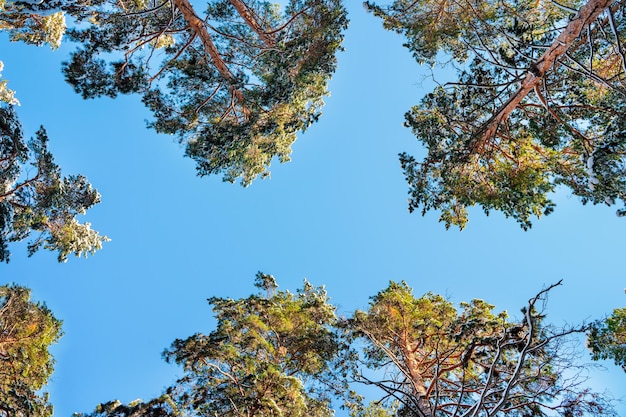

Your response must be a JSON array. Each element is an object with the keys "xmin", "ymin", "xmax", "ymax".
[{"xmin": 1, "ymin": 1, "xmax": 625, "ymax": 415}]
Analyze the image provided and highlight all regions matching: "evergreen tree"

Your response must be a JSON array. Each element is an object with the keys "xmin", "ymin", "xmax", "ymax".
[
  {"xmin": 0, "ymin": 284, "xmax": 63, "ymax": 417},
  {"xmin": 367, "ymin": 0, "xmax": 626, "ymax": 229},
  {"xmin": 345, "ymin": 280, "xmax": 615, "ymax": 417},
  {"xmin": 75, "ymin": 273, "xmax": 346, "ymax": 417},
  {"xmin": 588, "ymin": 306, "xmax": 626, "ymax": 371},
  {"xmin": 63, "ymin": 0, "xmax": 348, "ymax": 185},
  {"xmin": 0, "ymin": 106, "xmax": 107, "ymax": 262},
  {"xmin": 75, "ymin": 276, "xmax": 618, "ymax": 417}
]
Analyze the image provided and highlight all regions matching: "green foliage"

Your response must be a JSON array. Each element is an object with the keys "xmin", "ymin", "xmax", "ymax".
[
  {"xmin": 369, "ymin": 0, "xmax": 626, "ymax": 229},
  {"xmin": 76, "ymin": 277, "xmax": 617, "ymax": 417},
  {"xmin": 0, "ymin": 284, "xmax": 63, "ymax": 417},
  {"xmin": 588, "ymin": 307, "xmax": 626, "ymax": 371},
  {"xmin": 350, "ymin": 402, "xmax": 397, "ymax": 417},
  {"xmin": 3, "ymin": 11, "xmax": 67, "ymax": 49},
  {"xmin": 76, "ymin": 273, "xmax": 346, "ymax": 417},
  {"xmin": 0, "ymin": 106, "xmax": 108, "ymax": 262},
  {"xmin": 72, "ymin": 397, "xmax": 181, "ymax": 417},
  {"xmin": 0, "ymin": 0, "xmax": 97, "ymax": 49},
  {"xmin": 345, "ymin": 280, "xmax": 614, "ymax": 416},
  {"xmin": 0, "ymin": 62, "xmax": 19, "ymax": 105},
  {"xmin": 0, "ymin": 0, "xmax": 103, "ymax": 105},
  {"xmin": 63, "ymin": 0, "xmax": 348, "ymax": 185}
]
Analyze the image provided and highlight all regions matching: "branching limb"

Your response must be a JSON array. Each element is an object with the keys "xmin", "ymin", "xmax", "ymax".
[{"xmin": 469, "ymin": 0, "xmax": 614, "ymax": 153}]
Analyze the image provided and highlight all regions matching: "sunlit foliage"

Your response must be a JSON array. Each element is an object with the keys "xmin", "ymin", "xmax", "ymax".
[
  {"xmin": 0, "ymin": 62, "xmax": 18, "ymax": 105},
  {"xmin": 0, "ymin": 284, "xmax": 62, "ymax": 417},
  {"xmin": 0, "ymin": 106, "xmax": 107, "ymax": 262},
  {"xmin": 74, "ymin": 275, "xmax": 615, "ymax": 417},
  {"xmin": 75, "ymin": 273, "xmax": 347, "ymax": 417},
  {"xmin": 589, "ymin": 307, "xmax": 626, "ymax": 371},
  {"xmin": 63, "ymin": 0, "xmax": 348, "ymax": 185},
  {"xmin": 345, "ymin": 280, "xmax": 615, "ymax": 416},
  {"xmin": 368, "ymin": 0, "xmax": 626, "ymax": 229}
]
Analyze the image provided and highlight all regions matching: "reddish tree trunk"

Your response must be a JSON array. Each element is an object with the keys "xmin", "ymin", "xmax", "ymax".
[
  {"xmin": 173, "ymin": 0, "xmax": 235, "ymax": 82},
  {"xmin": 228, "ymin": 0, "xmax": 275, "ymax": 48},
  {"xmin": 471, "ymin": 0, "xmax": 614, "ymax": 152}
]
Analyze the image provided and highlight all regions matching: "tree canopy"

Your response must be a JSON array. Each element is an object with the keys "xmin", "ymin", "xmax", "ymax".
[
  {"xmin": 0, "ymin": 106, "xmax": 107, "ymax": 262},
  {"xmin": 367, "ymin": 0, "xmax": 626, "ymax": 229},
  {"xmin": 0, "ymin": 0, "xmax": 95, "ymax": 104},
  {"xmin": 0, "ymin": 284, "xmax": 63, "ymax": 417},
  {"xmin": 73, "ymin": 275, "xmax": 616, "ymax": 417},
  {"xmin": 75, "ymin": 273, "xmax": 347, "ymax": 417},
  {"xmin": 345, "ymin": 280, "xmax": 614, "ymax": 417},
  {"xmin": 0, "ymin": 62, "xmax": 18, "ymax": 106},
  {"xmin": 5, "ymin": 0, "xmax": 626, "ymax": 228},
  {"xmin": 1, "ymin": 0, "xmax": 625, "ymax": 413},
  {"xmin": 0, "ymin": 0, "xmax": 66, "ymax": 50},
  {"xmin": 588, "ymin": 306, "xmax": 626, "ymax": 371},
  {"xmin": 62, "ymin": 0, "xmax": 348, "ymax": 185}
]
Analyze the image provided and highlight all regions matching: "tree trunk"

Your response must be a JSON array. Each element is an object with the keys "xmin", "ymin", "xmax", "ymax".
[
  {"xmin": 400, "ymin": 332, "xmax": 432, "ymax": 416},
  {"xmin": 228, "ymin": 0, "xmax": 275, "ymax": 48},
  {"xmin": 470, "ymin": 0, "xmax": 615, "ymax": 152},
  {"xmin": 173, "ymin": 0, "xmax": 235, "ymax": 82}
]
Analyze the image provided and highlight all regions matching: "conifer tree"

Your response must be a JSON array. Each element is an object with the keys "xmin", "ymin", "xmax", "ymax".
[
  {"xmin": 589, "ymin": 307, "xmax": 626, "ymax": 371},
  {"xmin": 0, "ymin": 106, "xmax": 107, "ymax": 262},
  {"xmin": 75, "ymin": 276, "xmax": 617, "ymax": 417},
  {"xmin": 367, "ymin": 0, "xmax": 626, "ymax": 229},
  {"xmin": 75, "ymin": 273, "xmax": 346, "ymax": 417},
  {"xmin": 345, "ymin": 280, "xmax": 615, "ymax": 417},
  {"xmin": 63, "ymin": 0, "xmax": 348, "ymax": 185},
  {"xmin": 0, "ymin": 0, "xmax": 92, "ymax": 104},
  {"xmin": 0, "ymin": 284, "xmax": 63, "ymax": 417}
]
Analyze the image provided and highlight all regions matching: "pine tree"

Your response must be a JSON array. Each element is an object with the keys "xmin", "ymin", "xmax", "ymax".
[
  {"xmin": 589, "ymin": 306, "xmax": 626, "ymax": 371},
  {"xmin": 367, "ymin": 0, "xmax": 626, "ymax": 229},
  {"xmin": 75, "ymin": 273, "xmax": 346, "ymax": 417},
  {"xmin": 0, "ymin": 284, "xmax": 63, "ymax": 417},
  {"xmin": 63, "ymin": 0, "xmax": 348, "ymax": 185},
  {"xmin": 345, "ymin": 280, "xmax": 615, "ymax": 416},
  {"xmin": 0, "ymin": 106, "xmax": 107, "ymax": 262}
]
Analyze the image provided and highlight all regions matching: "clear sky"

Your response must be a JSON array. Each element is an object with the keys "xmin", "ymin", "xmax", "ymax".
[{"xmin": 1, "ymin": 1, "xmax": 625, "ymax": 415}]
